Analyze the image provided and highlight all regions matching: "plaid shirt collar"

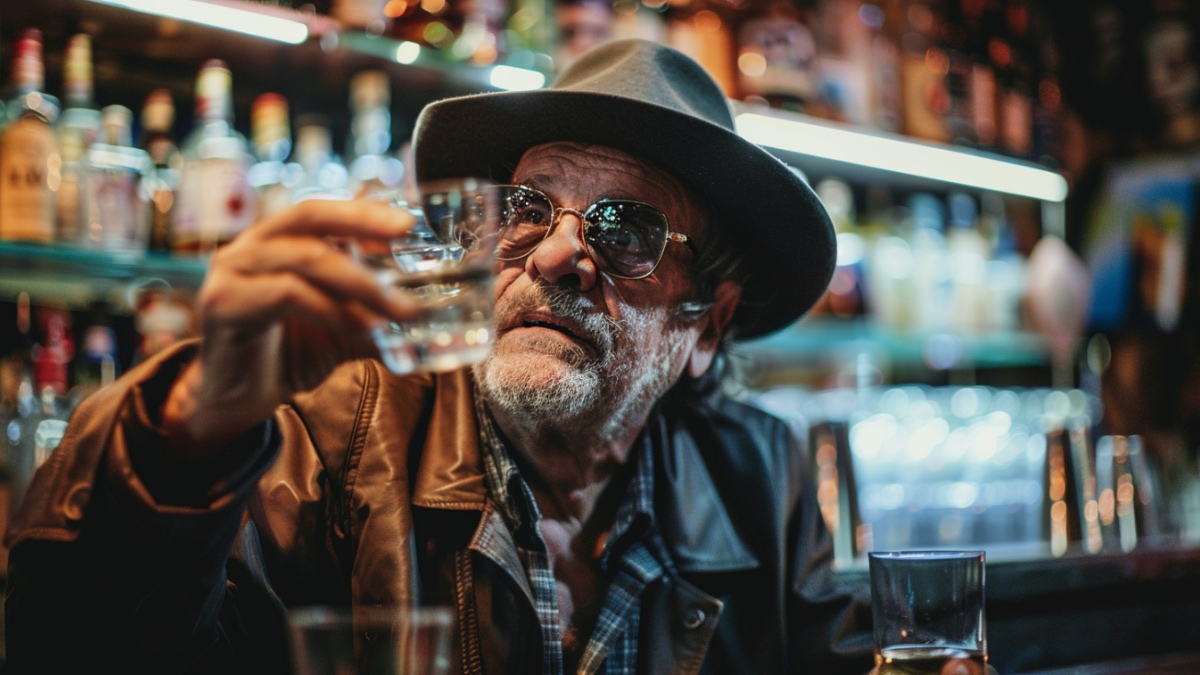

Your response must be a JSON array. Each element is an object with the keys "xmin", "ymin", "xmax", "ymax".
[{"xmin": 472, "ymin": 390, "xmax": 668, "ymax": 675}]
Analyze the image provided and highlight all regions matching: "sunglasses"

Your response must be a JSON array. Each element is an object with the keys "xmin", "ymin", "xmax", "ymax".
[{"xmin": 495, "ymin": 184, "xmax": 696, "ymax": 280}]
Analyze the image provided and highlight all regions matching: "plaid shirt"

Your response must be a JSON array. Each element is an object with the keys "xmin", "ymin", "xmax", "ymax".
[{"xmin": 474, "ymin": 393, "xmax": 672, "ymax": 675}]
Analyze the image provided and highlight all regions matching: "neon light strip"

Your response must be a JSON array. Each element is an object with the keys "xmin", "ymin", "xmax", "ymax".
[
  {"xmin": 736, "ymin": 112, "xmax": 1069, "ymax": 202},
  {"xmin": 86, "ymin": 0, "xmax": 309, "ymax": 44}
]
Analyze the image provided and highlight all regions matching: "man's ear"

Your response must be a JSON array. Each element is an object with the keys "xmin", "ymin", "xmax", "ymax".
[{"xmin": 687, "ymin": 280, "xmax": 742, "ymax": 379}]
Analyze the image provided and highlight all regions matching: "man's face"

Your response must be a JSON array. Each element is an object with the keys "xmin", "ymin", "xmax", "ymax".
[{"xmin": 473, "ymin": 142, "xmax": 708, "ymax": 434}]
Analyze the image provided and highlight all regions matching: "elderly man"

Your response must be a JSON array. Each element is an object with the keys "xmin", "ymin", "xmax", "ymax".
[{"xmin": 4, "ymin": 40, "xmax": 869, "ymax": 674}]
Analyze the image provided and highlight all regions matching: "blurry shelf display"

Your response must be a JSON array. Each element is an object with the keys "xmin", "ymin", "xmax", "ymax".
[
  {"xmin": 0, "ymin": 0, "xmax": 1071, "ymax": 378},
  {"xmin": 0, "ymin": 243, "xmax": 208, "ymax": 312},
  {"xmin": 740, "ymin": 318, "xmax": 1052, "ymax": 374}
]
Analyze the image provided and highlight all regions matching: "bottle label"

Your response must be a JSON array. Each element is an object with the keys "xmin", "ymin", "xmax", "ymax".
[
  {"xmin": 87, "ymin": 166, "xmax": 145, "ymax": 250},
  {"xmin": 901, "ymin": 54, "xmax": 951, "ymax": 142},
  {"xmin": 174, "ymin": 156, "xmax": 254, "ymax": 251},
  {"xmin": 0, "ymin": 117, "xmax": 58, "ymax": 242}
]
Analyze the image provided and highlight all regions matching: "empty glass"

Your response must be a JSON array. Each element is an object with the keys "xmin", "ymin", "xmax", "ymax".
[{"xmin": 869, "ymin": 550, "xmax": 989, "ymax": 675}]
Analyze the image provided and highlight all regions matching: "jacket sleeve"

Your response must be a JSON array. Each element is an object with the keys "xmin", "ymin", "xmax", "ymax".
[
  {"xmin": 3, "ymin": 341, "xmax": 284, "ymax": 674},
  {"xmin": 780, "ymin": 411, "xmax": 875, "ymax": 675}
]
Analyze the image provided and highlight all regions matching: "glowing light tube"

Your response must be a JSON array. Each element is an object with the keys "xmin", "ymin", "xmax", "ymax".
[
  {"xmin": 489, "ymin": 65, "xmax": 546, "ymax": 92},
  {"xmin": 86, "ymin": 0, "xmax": 310, "ymax": 44},
  {"xmin": 736, "ymin": 112, "xmax": 1069, "ymax": 202}
]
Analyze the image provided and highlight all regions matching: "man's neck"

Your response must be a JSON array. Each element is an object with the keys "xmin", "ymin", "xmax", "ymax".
[{"xmin": 489, "ymin": 408, "xmax": 648, "ymax": 526}]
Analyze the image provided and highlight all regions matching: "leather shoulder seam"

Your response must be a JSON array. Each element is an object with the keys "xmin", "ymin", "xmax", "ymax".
[{"xmin": 341, "ymin": 360, "xmax": 381, "ymax": 538}]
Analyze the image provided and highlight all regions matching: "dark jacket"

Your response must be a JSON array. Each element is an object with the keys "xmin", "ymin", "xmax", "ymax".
[{"xmin": 4, "ymin": 342, "xmax": 871, "ymax": 675}]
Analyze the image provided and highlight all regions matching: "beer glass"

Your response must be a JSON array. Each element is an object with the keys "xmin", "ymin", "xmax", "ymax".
[
  {"xmin": 287, "ymin": 605, "xmax": 455, "ymax": 675},
  {"xmin": 868, "ymin": 550, "xmax": 989, "ymax": 675},
  {"xmin": 353, "ymin": 178, "xmax": 501, "ymax": 375}
]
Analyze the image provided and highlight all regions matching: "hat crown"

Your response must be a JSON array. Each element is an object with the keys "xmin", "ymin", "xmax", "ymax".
[{"xmin": 551, "ymin": 39, "xmax": 736, "ymax": 133}]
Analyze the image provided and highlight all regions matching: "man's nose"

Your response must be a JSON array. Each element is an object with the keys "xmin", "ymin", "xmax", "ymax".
[{"xmin": 525, "ymin": 211, "xmax": 598, "ymax": 291}]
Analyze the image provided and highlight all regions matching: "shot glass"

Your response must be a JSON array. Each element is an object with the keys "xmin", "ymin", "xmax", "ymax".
[
  {"xmin": 287, "ymin": 605, "xmax": 455, "ymax": 675},
  {"xmin": 355, "ymin": 178, "xmax": 501, "ymax": 375},
  {"xmin": 868, "ymin": 550, "xmax": 989, "ymax": 675}
]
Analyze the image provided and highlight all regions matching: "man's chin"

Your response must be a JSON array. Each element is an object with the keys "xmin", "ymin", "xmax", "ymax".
[
  {"xmin": 475, "ymin": 349, "xmax": 584, "ymax": 390},
  {"xmin": 473, "ymin": 351, "xmax": 602, "ymax": 422}
]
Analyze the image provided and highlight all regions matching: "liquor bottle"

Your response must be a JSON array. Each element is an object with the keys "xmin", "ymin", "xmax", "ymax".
[
  {"xmin": 248, "ymin": 92, "xmax": 298, "ymax": 218},
  {"xmin": 56, "ymin": 33, "xmax": 103, "ymax": 244},
  {"xmin": 867, "ymin": 0, "xmax": 903, "ymax": 133},
  {"xmin": 332, "ymin": 0, "xmax": 389, "ymax": 33},
  {"xmin": 553, "ymin": 0, "xmax": 614, "ymax": 72},
  {"xmin": 6, "ymin": 383, "xmax": 69, "ymax": 522},
  {"xmin": 449, "ymin": 0, "xmax": 507, "ymax": 65},
  {"xmin": 962, "ymin": 0, "xmax": 998, "ymax": 148},
  {"xmin": 996, "ymin": 0, "xmax": 1034, "ymax": 157},
  {"xmin": 173, "ymin": 60, "xmax": 257, "ymax": 254},
  {"xmin": 908, "ymin": 192, "xmax": 950, "ymax": 333},
  {"xmin": 735, "ymin": 1, "xmax": 821, "ymax": 112},
  {"xmin": 945, "ymin": 192, "xmax": 989, "ymax": 333},
  {"xmin": 898, "ymin": 0, "xmax": 951, "ymax": 142},
  {"xmin": 0, "ymin": 292, "xmax": 34, "ymax": 417},
  {"xmin": 0, "ymin": 29, "xmax": 61, "ymax": 243},
  {"xmin": 83, "ymin": 105, "xmax": 152, "ymax": 251},
  {"xmin": 291, "ymin": 115, "xmax": 349, "ymax": 201},
  {"xmin": 667, "ymin": 9, "xmax": 737, "ymax": 97},
  {"xmin": 941, "ymin": 1, "xmax": 976, "ymax": 144},
  {"xmin": 70, "ymin": 301, "xmax": 119, "ymax": 406},
  {"xmin": 345, "ymin": 71, "xmax": 404, "ymax": 197},
  {"xmin": 140, "ymin": 89, "xmax": 180, "ymax": 253}
]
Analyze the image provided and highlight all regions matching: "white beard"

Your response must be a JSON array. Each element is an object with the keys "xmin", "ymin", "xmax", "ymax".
[{"xmin": 473, "ymin": 282, "xmax": 695, "ymax": 437}]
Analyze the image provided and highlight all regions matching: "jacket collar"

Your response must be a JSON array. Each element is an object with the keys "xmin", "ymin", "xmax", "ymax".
[{"xmin": 404, "ymin": 370, "xmax": 759, "ymax": 573}]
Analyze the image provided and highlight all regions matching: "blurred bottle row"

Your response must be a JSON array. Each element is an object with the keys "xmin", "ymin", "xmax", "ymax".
[
  {"xmin": 0, "ymin": 29, "xmax": 408, "ymax": 254},
  {"xmin": 806, "ymin": 178, "xmax": 1029, "ymax": 337},
  {"xmin": 289, "ymin": 0, "xmax": 1066, "ymax": 163},
  {"xmin": 0, "ymin": 284, "xmax": 199, "ymax": 570}
]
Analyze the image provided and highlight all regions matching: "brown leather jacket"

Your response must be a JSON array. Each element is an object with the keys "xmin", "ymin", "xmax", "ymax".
[{"xmin": 4, "ymin": 342, "xmax": 871, "ymax": 675}]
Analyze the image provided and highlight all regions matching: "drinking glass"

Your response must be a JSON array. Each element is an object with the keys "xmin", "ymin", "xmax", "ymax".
[
  {"xmin": 287, "ymin": 605, "xmax": 455, "ymax": 675},
  {"xmin": 868, "ymin": 550, "xmax": 990, "ymax": 675},
  {"xmin": 354, "ymin": 178, "xmax": 501, "ymax": 375}
]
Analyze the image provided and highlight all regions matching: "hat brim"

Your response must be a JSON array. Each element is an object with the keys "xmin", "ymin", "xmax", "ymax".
[{"xmin": 413, "ymin": 89, "xmax": 835, "ymax": 340}]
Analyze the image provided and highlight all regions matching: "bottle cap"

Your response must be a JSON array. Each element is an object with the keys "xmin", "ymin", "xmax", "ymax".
[
  {"xmin": 251, "ymin": 93, "xmax": 292, "ymax": 161},
  {"xmin": 195, "ymin": 59, "xmax": 233, "ymax": 122},
  {"xmin": 64, "ymin": 34, "xmax": 94, "ymax": 107},
  {"xmin": 350, "ymin": 70, "xmax": 390, "ymax": 111},
  {"xmin": 101, "ymin": 104, "xmax": 134, "ymax": 146},
  {"xmin": 142, "ymin": 88, "xmax": 175, "ymax": 133},
  {"xmin": 13, "ymin": 29, "xmax": 45, "ymax": 93}
]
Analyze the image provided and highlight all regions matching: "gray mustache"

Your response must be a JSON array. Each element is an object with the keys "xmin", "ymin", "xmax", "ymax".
[{"xmin": 498, "ymin": 282, "xmax": 619, "ymax": 356}]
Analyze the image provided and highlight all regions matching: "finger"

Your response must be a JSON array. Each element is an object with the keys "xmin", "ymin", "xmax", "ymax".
[
  {"xmin": 252, "ymin": 198, "xmax": 415, "ymax": 240},
  {"xmin": 210, "ymin": 237, "xmax": 419, "ymax": 322},
  {"xmin": 201, "ymin": 272, "xmax": 383, "ymax": 333}
]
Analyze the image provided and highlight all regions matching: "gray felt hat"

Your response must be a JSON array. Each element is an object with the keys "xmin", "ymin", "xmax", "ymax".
[{"xmin": 412, "ymin": 38, "xmax": 835, "ymax": 339}]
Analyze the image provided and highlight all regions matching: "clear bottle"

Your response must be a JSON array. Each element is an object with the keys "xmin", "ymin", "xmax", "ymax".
[
  {"xmin": 291, "ymin": 115, "xmax": 349, "ymax": 202},
  {"xmin": 908, "ymin": 192, "xmax": 951, "ymax": 333},
  {"xmin": 0, "ymin": 29, "xmax": 61, "ymax": 243},
  {"xmin": 83, "ymin": 105, "xmax": 152, "ymax": 251},
  {"xmin": 140, "ymin": 89, "xmax": 181, "ymax": 253},
  {"xmin": 70, "ymin": 300, "xmax": 120, "ymax": 406},
  {"xmin": 898, "ymin": 0, "xmax": 951, "ymax": 142},
  {"xmin": 56, "ymin": 33, "xmax": 103, "ymax": 244},
  {"xmin": 248, "ymin": 92, "xmax": 299, "ymax": 218},
  {"xmin": 946, "ymin": 192, "xmax": 989, "ymax": 333},
  {"xmin": 345, "ymin": 71, "xmax": 404, "ymax": 197},
  {"xmin": 173, "ymin": 59, "xmax": 257, "ymax": 254}
]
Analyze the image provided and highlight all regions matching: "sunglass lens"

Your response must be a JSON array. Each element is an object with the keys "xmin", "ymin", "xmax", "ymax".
[
  {"xmin": 498, "ymin": 187, "xmax": 554, "ymax": 259},
  {"xmin": 585, "ymin": 202, "xmax": 668, "ymax": 278}
]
